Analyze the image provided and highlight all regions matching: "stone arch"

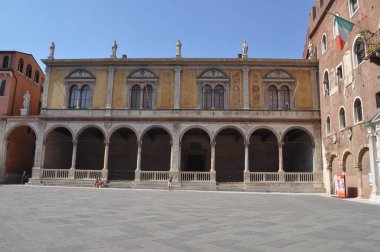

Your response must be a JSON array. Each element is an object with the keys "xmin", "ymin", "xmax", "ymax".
[
  {"xmin": 341, "ymin": 150, "xmax": 352, "ymax": 172},
  {"xmin": 139, "ymin": 125, "xmax": 173, "ymax": 142},
  {"xmin": 108, "ymin": 126, "xmax": 138, "ymax": 180},
  {"xmin": 75, "ymin": 124, "xmax": 106, "ymax": 142},
  {"xmin": 107, "ymin": 125, "xmax": 139, "ymax": 143},
  {"xmin": 43, "ymin": 126, "xmax": 74, "ymax": 170},
  {"xmin": 357, "ymin": 145, "xmax": 371, "ymax": 198},
  {"xmin": 214, "ymin": 127, "xmax": 245, "ymax": 182},
  {"xmin": 180, "ymin": 125, "xmax": 212, "ymax": 143},
  {"xmin": 140, "ymin": 126, "xmax": 172, "ymax": 171},
  {"xmin": 212, "ymin": 125, "xmax": 246, "ymax": 143},
  {"xmin": 76, "ymin": 126, "xmax": 105, "ymax": 170},
  {"xmin": 248, "ymin": 127, "xmax": 279, "ymax": 172},
  {"xmin": 44, "ymin": 124, "xmax": 74, "ymax": 143},
  {"xmin": 327, "ymin": 153, "xmax": 338, "ymax": 170},
  {"xmin": 4, "ymin": 124, "xmax": 37, "ymax": 183},
  {"xmin": 280, "ymin": 126, "xmax": 315, "ymax": 147},
  {"xmin": 282, "ymin": 127, "xmax": 314, "ymax": 172},
  {"xmin": 248, "ymin": 126, "xmax": 280, "ymax": 144}
]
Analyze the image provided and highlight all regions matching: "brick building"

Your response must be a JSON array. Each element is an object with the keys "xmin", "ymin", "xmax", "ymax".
[
  {"xmin": 304, "ymin": 0, "xmax": 380, "ymax": 199},
  {"xmin": 0, "ymin": 51, "xmax": 45, "ymax": 182}
]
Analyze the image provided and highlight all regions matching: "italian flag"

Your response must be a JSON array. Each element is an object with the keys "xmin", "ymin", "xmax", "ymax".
[{"xmin": 334, "ymin": 15, "xmax": 354, "ymax": 49}]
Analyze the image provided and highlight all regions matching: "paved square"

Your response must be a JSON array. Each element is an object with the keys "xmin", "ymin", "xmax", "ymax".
[{"xmin": 0, "ymin": 185, "xmax": 379, "ymax": 252}]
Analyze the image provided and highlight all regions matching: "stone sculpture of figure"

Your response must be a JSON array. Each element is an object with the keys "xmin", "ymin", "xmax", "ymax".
[
  {"xmin": 111, "ymin": 40, "xmax": 118, "ymax": 58},
  {"xmin": 23, "ymin": 90, "xmax": 31, "ymax": 109},
  {"xmin": 176, "ymin": 40, "xmax": 182, "ymax": 58},
  {"xmin": 308, "ymin": 42, "xmax": 315, "ymax": 59},
  {"xmin": 242, "ymin": 40, "xmax": 248, "ymax": 58},
  {"xmin": 48, "ymin": 42, "xmax": 55, "ymax": 59}
]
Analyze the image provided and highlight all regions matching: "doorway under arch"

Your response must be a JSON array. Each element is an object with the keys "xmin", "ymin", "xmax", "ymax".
[
  {"xmin": 76, "ymin": 127, "xmax": 105, "ymax": 170},
  {"xmin": 283, "ymin": 129, "xmax": 313, "ymax": 172},
  {"xmin": 141, "ymin": 127, "xmax": 171, "ymax": 171},
  {"xmin": 249, "ymin": 129, "xmax": 278, "ymax": 172},
  {"xmin": 181, "ymin": 128, "xmax": 211, "ymax": 172},
  {"xmin": 44, "ymin": 127, "xmax": 73, "ymax": 169}
]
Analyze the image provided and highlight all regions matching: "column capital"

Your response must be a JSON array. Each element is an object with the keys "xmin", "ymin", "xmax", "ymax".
[
  {"xmin": 73, "ymin": 140, "xmax": 78, "ymax": 145},
  {"xmin": 137, "ymin": 140, "xmax": 142, "ymax": 147},
  {"xmin": 242, "ymin": 66, "xmax": 250, "ymax": 73},
  {"xmin": 278, "ymin": 142, "xmax": 284, "ymax": 148},
  {"xmin": 244, "ymin": 141, "xmax": 250, "ymax": 147},
  {"xmin": 210, "ymin": 141, "xmax": 216, "ymax": 147},
  {"xmin": 104, "ymin": 140, "xmax": 110, "ymax": 146},
  {"xmin": 174, "ymin": 67, "xmax": 182, "ymax": 73}
]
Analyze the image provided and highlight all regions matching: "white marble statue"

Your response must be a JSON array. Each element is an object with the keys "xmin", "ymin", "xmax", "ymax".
[
  {"xmin": 176, "ymin": 40, "xmax": 182, "ymax": 57},
  {"xmin": 23, "ymin": 90, "xmax": 31, "ymax": 109},
  {"xmin": 111, "ymin": 40, "xmax": 118, "ymax": 58},
  {"xmin": 48, "ymin": 42, "xmax": 55, "ymax": 59},
  {"xmin": 242, "ymin": 40, "xmax": 248, "ymax": 58},
  {"xmin": 308, "ymin": 42, "xmax": 315, "ymax": 59}
]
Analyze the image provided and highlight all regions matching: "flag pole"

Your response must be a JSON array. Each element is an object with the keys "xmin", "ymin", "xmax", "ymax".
[{"xmin": 325, "ymin": 11, "xmax": 375, "ymax": 35}]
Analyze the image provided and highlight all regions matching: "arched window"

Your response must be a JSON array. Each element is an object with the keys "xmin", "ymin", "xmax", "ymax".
[
  {"xmin": 321, "ymin": 34, "xmax": 327, "ymax": 54},
  {"xmin": 339, "ymin": 107, "xmax": 346, "ymax": 130},
  {"xmin": 279, "ymin": 86, "xmax": 290, "ymax": 110},
  {"xmin": 268, "ymin": 86, "xmax": 278, "ymax": 109},
  {"xmin": 354, "ymin": 98, "xmax": 363, "ymax": 123},
  {"xmin": 202, "ymin": 85, "xmax": 212, "ymax": 109},
  {"xmin": 0, "ymin": 80, "xmax": 6, "ymax": 96},
  {"xmin": 34, "ymin": 71, "xmax": 40, "ymax": 83},
  {"xmin": 131, "ymin": 85, "xmax": 141, "ymax": 109},
  {"xmin": 353, "ymin": 38, "xmax": 365, "ymax": 67},
  {"xmin": 326, "ymin": 116, "xmax": 331, "ymax": 135},
  {"xmin": 323, "ymin": 71, "xmax": 330, "ymax": 95},
  {"xmin": 18, "ymin": 58, "xmax": 24, "ymax": 73},
  {"xmin": 348, "ymin": 0, "xmax": 359, "ymax": 16},
  {"xmin": 143, "ymin": 85, "xmax": 153, "ymax": 109},
  {"xmin": 2, "ymin": 56, "xmax": 9, "ymax": 68},
  {"xmin": 214, "ymin": 85, "xmax": 224, "ymax": 109},
  {"xmin": 26, "ymin": 64, "xmax": 32, "ymax": 78},
  {"xmin": 80, "ymin": 85, "xmax": 92, "ymax": 109},
  {"xmin": 69, "ymin": 86, "xmax": 79, "ymax": 109}
]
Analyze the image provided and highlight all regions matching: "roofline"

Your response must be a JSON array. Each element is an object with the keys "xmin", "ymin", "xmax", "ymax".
[
  {"xmin": 42, "ymin": 57, "xmax": 319, "ymax": 68},
  {"xmin": 1, "ymin": 51, "xmax": 45, "ymax": 74}
]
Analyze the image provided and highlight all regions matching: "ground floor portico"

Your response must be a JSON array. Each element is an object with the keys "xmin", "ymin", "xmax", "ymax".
[{"xmin": 0, "ymin": 115, "xmax": 324, "ymax": 192}]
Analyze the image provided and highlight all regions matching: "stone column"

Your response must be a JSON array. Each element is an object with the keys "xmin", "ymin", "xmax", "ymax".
[
  {"xmin": 355, "ymin": 163, "xmax": 363, "ymax": 198},
  {"xmin": 106, "ymin": 68, "xmax": 115, "ymax": 109},
  {"xmin": 374, "ymin": 133, "xmax": 380, "ymax": 197},
  {"xmin": 210, "ymin": 141, "xmax": 216, "ymax": 182},
  {"xmin": 278, "ymin": 143, "xmax": 284, "ymax": 173},
  {"xmin": 244, "ymin": 141, "xmax": 250, "ymax": 183},
  {"xmin": 169, "ymin": 140, "xmax": 180, "ymax": 182},
  {"xmin": 69, "ymin": 140, "xmax": 78, "ymax": 179},
  {"xmin": 31, "ymin": 137, "xmax": 44, "ymax": 179},
  {"xmin": 102, "ymin": 140, "xmax": 110, "ymax": 181},
  {"xmin": 310, "ymin": 69, "xmax": 319, "ymax": 110},
  {"xmin": 174, "ymin": 67, "xmax": 181, "ymax": 109},
  {"xmin": 242, "ymin": 67, "xmax": 249, "ymax": 109},
  {"xmin": 40, "ymin": 142, "xmax": 46, "ymax": 169},
  {"xmin": 135, "ymin": 141, "xmax": 142, "ymax": 181}
]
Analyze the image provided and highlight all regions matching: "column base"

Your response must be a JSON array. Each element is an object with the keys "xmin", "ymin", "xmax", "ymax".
[
  {"xmin": 244, "ymin": 171, "xmax": 250, "ymax": 184},
  {"xmin": 32, "ymin": 167, "xmax": 42, "ymax": 179},
  {"xmin": 135, "ymin": 170, "xmax": 141, "ymax": 181},
  {"xmin": 210, "ymin": 170, "xmax": 216, "ymax": 183},
  {"xmin": 102, "ymin": 169, "xmax": 109, "ymax": 182},
  {"xmin": 169, "ymin": 170, "xmax": 179, "ymax": 182},
  {"xmin": 69, "ymin": 168, "xmax": 75, "ymax": 179}
]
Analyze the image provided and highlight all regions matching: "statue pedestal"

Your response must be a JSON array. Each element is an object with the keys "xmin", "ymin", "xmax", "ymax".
[{"xmin": 20, "ymin": 108, "xmax": 29, "ymax": 116}]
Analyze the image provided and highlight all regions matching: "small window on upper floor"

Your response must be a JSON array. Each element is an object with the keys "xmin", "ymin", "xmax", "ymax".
[
  {"xmin": 18, "ymin": 58, "xmax": 24, "ymax": 73},
  {"xmin": 376, "ymin": 92, "xmax": 380, "ymax": 109},
  {"xmin": 2, "ymin": 56, "xmax": 9, "ymax": 68},
  {"xmin": 353, "ymin": 37, "xmax": 365, "ymax": 68},
  {"xmin": 321, "ymin": 34, "xmax": 327, "ymax": 54},
  {"xmin": 326, "ymin": 116, "xmax": 331, "ymax": 135},
  {"xmin": 323, "ymin": 71, "xmax": 330, "ymax": 95},
  {"xmin": 348, "ymin": 0, "xmax": 359, "ymax": 17},
  {"xmin": 34, "ymin": 71, "xmax": 40, "ymax": 83},
  {"xmin": 339, "ymin": 107, "xmax": 346, "ymax": 130},
  {"xmin": 0, "ymin": 80, "xmax": 6, "ymax": 96},
  {"xmin": 354, "ymin": 98, "xmax": 363, "ymax": 123},
  {"xmin": 336, "ymin": 64, "xmax": 343, "ymax": 81},
  {"xmin": 26, "ymin": 64, "xmax": 32, "ymax": 79}
]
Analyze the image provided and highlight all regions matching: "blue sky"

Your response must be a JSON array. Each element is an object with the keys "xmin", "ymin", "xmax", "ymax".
[{"xmin": 2, "ymin": 0, "xmax": 314, "ymax": 67}]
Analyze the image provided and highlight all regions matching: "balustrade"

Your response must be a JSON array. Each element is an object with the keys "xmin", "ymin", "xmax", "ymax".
[{"xmin": 181, "ymin": 172, "xmax": 210, "ymax": 182}]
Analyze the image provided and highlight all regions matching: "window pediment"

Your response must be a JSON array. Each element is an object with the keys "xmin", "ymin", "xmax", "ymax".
[
  {"xmin": 128, "ymin": 69, "xmax": 158, "ymax": 80},
  {"xmin": 198, "ymin": 69, "xmax": 228, "ymax": 81},
  {"xmin": 263, "ymin": 70, "xmax": 294, "ymax": 83},
  {"xmin": 66, "ymin": 70, "xmax": 96, "ymax": 82}
]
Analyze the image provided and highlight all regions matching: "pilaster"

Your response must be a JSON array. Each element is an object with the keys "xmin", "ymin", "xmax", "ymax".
[
  {"xmin": 174, "ymin": 67, "xmax": 182, "ymax": 109},
  {"xmin": 41, "ymin": 66, "xmax": 51, "ymax": 113},
  {"xmin": 106, "ymin": 68, "xmax": 115, "ymax": 109},
  {"xmin": 242, "ymin": 67, "xmax": 249, "ymax": 109},
  {"xmin": 0, "ymin": 120, "xmax": 6, "ymax": 181}
]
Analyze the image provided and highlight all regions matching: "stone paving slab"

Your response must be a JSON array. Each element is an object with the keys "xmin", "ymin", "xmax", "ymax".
[{"xmin": 0, "ymin": 185, "xmax": 379, "ymax": 252}]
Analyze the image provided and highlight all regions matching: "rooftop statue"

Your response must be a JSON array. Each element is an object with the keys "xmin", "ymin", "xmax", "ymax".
[
  {"xmin": 242, "ymin": 40, "xmax": 248, "ymax": 58},
  {"xmin": 176, "ymin": 40, "xmax": 182, "ymax": 58},
  {"xmin": 48, "ymin": 42, "xmax": 55, "ymax": 59},
  {"xmin": 111, "ymin": 40, "xmax": 118, "ymax": 58}
]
